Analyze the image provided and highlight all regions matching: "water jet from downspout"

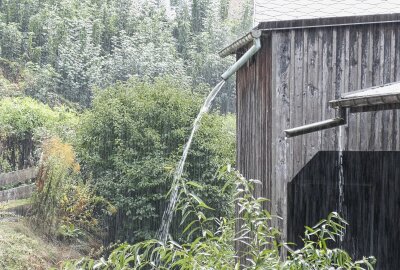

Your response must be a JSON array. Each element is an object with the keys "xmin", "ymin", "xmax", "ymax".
[{"xmin": 157, "ymin": 29, "xmax": 263, "ymax": 246}]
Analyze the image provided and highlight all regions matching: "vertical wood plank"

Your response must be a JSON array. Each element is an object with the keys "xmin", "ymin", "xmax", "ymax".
[
  {"xmin": 359, "ymin": 25, "xmax": 372, "ymax": 151},
  {"xmin": 292, "ymin": 29, "xmax": 305, "ymax": 176},
  {"xmin": 321, "ymin": 28, "xmax": 335, "ymax": 150},
  {"xmin": 272, "ymin": 30, "xmax": 291, "ymax": 241},
  {"xmin": 288, "ymin": 30, "xmax": 295, "ymax": 181},
  {"xmin": 270, "ymin": 31, "xmax": 278, "ymax": 230},
  {"xmin": 343, "ymin": 27, "xmax": 350, "ymax": 151},
  {"xmin": 332, "ymin": 28, "xmax": 338, "ymax": 149},
  {"xmin": 395, "ymin": 25, "xmax": 400, "ymax": 150},
  {"xmin": 348, "ymin": 27, "xmax": 360, "ymax": 150},
  {"xmin": 304, "ymin": 28, "xmax": 319, "ymax": 164},
  {"xmin": 390, "ymin": 26, "xmax": 397, "ymax": 150}
]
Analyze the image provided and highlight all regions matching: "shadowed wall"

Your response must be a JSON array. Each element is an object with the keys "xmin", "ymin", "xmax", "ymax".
[{"xmin": 288, "ymin": 151, "xmax": 400, "ymax": 270}]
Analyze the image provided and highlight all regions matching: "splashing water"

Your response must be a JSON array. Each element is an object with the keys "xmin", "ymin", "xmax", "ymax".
[
  {"xmin": 157, "ymin": 80, "xmax": 226, "ymax": 244},
  {"xmin": 338, "ymin": 125, "xmax": 345, "ymax": 242}
]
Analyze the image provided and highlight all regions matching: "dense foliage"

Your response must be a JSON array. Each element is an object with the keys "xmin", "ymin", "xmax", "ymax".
[
  {"xmin": 0, "ymin": 97, "xmax": 77, "ymax": 171},
  {"xmin": 0, "ymin": 0, "xmax": 251, "ymax": 111},
  {"xmin": 61, "ymin": 172, "xmax": 375, "ymax": 270},
  {"xmin": 0, "ymin": 97, "xmax": 77, "ymax": 137},
  {"xmin": 77, "ymin": 78, "xmax": 235, "ymax": 242}
]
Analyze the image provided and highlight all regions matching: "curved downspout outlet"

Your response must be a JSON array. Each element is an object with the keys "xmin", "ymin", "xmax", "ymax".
[{"xmin": 221, "ymin": 30, "xmax": 262, "ymax": 81}]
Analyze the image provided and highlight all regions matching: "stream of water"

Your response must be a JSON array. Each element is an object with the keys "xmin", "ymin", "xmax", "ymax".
[
  {"xmin": 157, "ymin": 80, "xmax": 226, "ymax": 244},
  {"xmin": 338, "ymin": 125, "xmax": 345, "ymax": 242}
]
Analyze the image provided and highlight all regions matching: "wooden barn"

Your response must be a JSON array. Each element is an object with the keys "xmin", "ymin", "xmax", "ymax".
[{"xmin": 219, "ymin": 1, "xmax": 400, "ymax": 268}]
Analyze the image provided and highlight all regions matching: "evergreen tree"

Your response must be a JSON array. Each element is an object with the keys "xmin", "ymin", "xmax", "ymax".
[{"xmin": 57, "ymin": 21, "xmax": 102, "ymax": 106}]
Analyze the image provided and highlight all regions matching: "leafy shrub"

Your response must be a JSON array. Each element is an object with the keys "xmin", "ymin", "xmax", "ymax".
[
  {"xmin": 31, "ymin": 137, "xmax": 114, "ymax": 238},
  {"xmin": 77, "ymin": 78, "xmax": 235, "ymax": 242},
  {"xmin": 31, "ymin": 137, "xmax": 81, "ymax": 235},
  {"xmin": 60, "ymin": 172, "xmax": 375, "ymax": 270},
  {"xmin": 57, "ymin": 223, "xmax": 84, "ymax": 241},
  {"xmin": 0, "ymin": 97, "xmax": 78, "ymax": 171},
  {"xmin": 283, "ymin": 212, "xmax": 376, "ymax": 269},
  {"xmin": 59, "ymin": 183, "xmax": 117, "ymax": 236},
  {"xmin": 0, "ymin": 97, "xmax": 77, "ymax": 139}
]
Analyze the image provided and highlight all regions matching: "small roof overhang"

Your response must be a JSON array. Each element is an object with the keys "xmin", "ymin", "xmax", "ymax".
[
  {"xmin": 218, "ymin": 30, "xmax": 261, "ymax": 58},
  {"xmin": 330, "ymin": 82, "xmax": 400, "ymax": 109},
  {"xmin": 285, "ymin": 82, "xmax": 400, "ymax": 137}
]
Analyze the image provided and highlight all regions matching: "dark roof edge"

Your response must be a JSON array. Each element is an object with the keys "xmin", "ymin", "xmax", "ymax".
[
  {"xmin": 218, "ymin": 30, "xmax": 261, "ymax": 58},
  {"xmin": 257, "ymin": 13, "xmax": 400, "ymax": 31},
  {"xmin": 219, "ymin": 13, "xmax": 400, "ymax": 57}
]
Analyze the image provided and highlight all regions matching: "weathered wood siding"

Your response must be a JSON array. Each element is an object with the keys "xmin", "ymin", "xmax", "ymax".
[
  {"xmin": 236, "ymin": 20, "xmax": 400, "ymax": 268},
  {"xmin": 270, "ymin": 22, "xmax": 400, "ymax": 241},
  {"xmin": 0, "ymin": 167, "xmax": 37, "ymax": 202},
  {"xmin": 235, "ymin": 32, "xmax": 272, "ymax": 262}
]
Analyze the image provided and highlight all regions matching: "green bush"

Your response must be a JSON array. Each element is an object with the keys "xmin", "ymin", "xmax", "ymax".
[
  {"xmin": 77, "ymin": 78, "xmax": 235, "ymax": 242},
  {"xmin": 0, "ymin": 97, "xmax": 78, "ymax": 171},
  {"xmin": 0, "ymin": 97, "xmax": 78, "ymax": 138}
]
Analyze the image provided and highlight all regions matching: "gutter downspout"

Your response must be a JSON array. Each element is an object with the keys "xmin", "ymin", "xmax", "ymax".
[
  {"xmin": 284, "ymin": 108, "xmax": 347, "ymax": 138},
  {"xmin": 220, "ymin": 30, "xmax": 262, "ymax": 81}
]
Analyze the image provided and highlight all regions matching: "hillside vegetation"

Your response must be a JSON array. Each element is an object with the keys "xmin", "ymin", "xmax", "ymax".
[
  {"xmin": 0, "ymin": 216, "xmax": 85, "ymax": 269},
  {"xmin": 0, "ymin": 0, "xmax": 252, "ymax": 112}
]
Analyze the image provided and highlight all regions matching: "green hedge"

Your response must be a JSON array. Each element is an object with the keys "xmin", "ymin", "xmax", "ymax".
[{"xmin": 0, "ymin": 97, "xmax": 78, "ymax": 171}]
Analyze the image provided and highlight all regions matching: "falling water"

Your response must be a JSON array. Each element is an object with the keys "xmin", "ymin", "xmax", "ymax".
[
  {"xmin": 157, "ymin": 80, "xmax": 226, "ymax": 244},
  {"xmin": 338, "ymin": 125, "xmax": 345, "ymax": 242}
]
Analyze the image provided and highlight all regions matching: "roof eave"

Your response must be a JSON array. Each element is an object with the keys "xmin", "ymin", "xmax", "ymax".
[
  {"xmin": 330, "ymin": 93, "xmax": 400, "ymax": 108},
  {"xmin": 219, "ymin": 13, "xmax": 400, "ymax": 57},
  {"xmin": 218, "ymin": 29, "xmax": 261, "ymax": 58},
  {"xmin": 330, "ymin": 82, "xmax": 400, "ymax": 108}
]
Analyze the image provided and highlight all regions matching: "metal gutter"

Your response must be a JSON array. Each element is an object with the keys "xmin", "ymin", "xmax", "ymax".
[
  {"xmin": 330, "ymin": 82, "xmax": 400, "ymax": 108},
  {"xmin": 285, "ymin": 117, "xmax": 346, "ymax": 138},
  {"xmin": 219, "ymin": 30, "xmax": 261, "ymax": 58},
  {"xmin": 285, "ymin": 109, "xmax": 347, "ymax": 138},
  {"xmin": 220, "ymin": 32, "xmax": 262, "ymax": 80}
]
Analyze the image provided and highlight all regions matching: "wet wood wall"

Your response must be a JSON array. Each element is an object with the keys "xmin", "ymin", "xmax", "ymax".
[
  {"xmin": 236, "ymin": 32, "xmax": 272, "ymax": 262},
  {"xmin": 288, "ymin": 151, "xmax": 400, "ymax": 270},
  {"xmin": 236, "ymin": 19, "xmax": 400, "ymax": 268}
]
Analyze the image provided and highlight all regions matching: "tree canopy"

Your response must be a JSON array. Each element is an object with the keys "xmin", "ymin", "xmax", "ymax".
[{"xmin": 0, "ymin": 0, "xmax": 252, "ymax": 111}]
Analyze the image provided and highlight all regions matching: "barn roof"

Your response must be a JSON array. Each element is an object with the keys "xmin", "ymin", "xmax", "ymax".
[
  {"xmin": 254, "ymin": 0, "xmax": 400, "ymax": 25},
  {"xmin": 220, "ymin": 1, "xmax": 400, "ymax": 57}
]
